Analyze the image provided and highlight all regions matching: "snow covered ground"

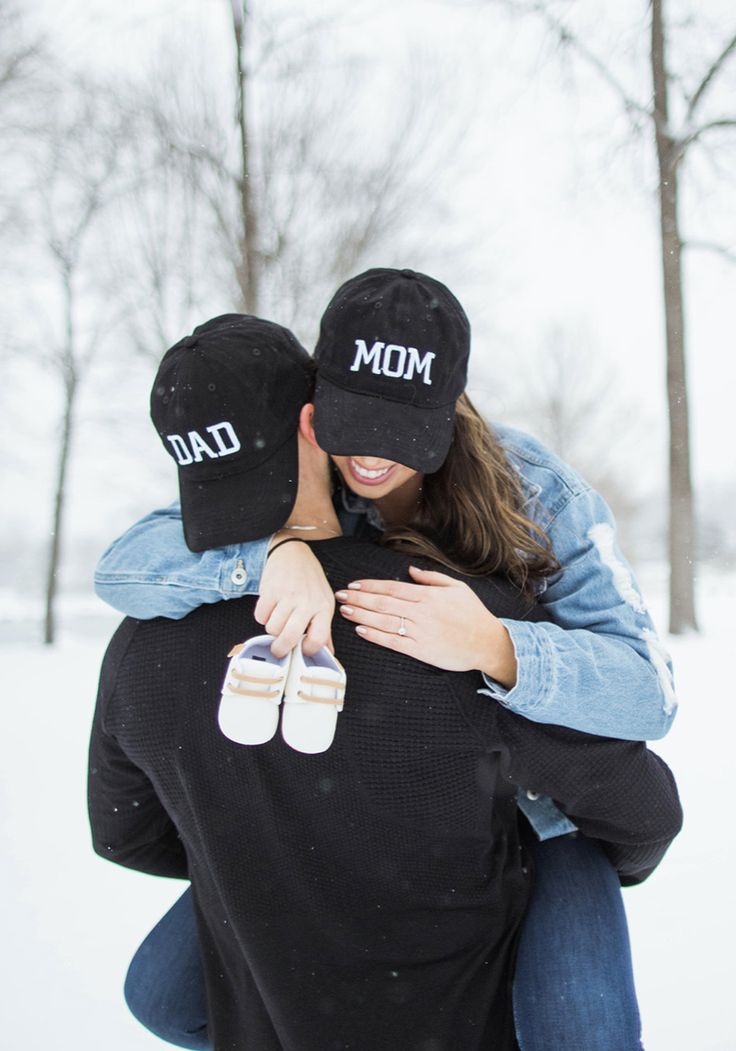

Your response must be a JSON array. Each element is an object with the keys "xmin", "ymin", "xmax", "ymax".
[{"xmin": 1, "ymin": 569, "xmax": 734, "ymax": 1051}]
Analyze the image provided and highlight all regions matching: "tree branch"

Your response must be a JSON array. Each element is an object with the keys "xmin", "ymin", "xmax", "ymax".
[
  {"xmin": 686, "ymin": 30, "xmax": 736, "ymax": 122},
  {"xmin": 0, "ymin": 41, "xmax": 39, "ymax": 91},
  {"xmin": 516, "ymin": 0, "xmax": 653, "ymax": 124},
  {"xmin": 163, "ymin": 137, "xmax": 239, "ymax": 193},
  {"xmin": 679, "ymin": 117, "xmax": 736, "ymax": 155},
  {"xmin": 684, "ymin": 238, "xmax": 736, "ymax": 264}
]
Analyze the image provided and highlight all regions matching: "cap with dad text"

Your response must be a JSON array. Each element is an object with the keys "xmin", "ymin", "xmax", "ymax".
[
  {"xmin": 313, "ymin": 268, "xmax": 470, "ymax": 473},
  {"xmin": 150, "ymin": 314, "xmax": 314, "ymax": 552}
]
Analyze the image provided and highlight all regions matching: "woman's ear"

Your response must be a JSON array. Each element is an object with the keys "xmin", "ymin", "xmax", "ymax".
[{"xmin": 299, "ymin": 402, "xmax": 321, "ymax": 449}]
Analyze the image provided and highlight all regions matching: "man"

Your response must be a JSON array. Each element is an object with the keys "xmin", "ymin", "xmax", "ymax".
[{"xmin": 88, "ymin": 314, "xmax": 681, "ymax": 1051}]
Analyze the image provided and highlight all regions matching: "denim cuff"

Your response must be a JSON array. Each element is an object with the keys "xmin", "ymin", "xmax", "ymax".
[
  {"xmin": 217, "ymin": 536, "xmax": 271, "ymax": 598},
  {"xmin": 479, "ymin": 619, "xmax": 555, "ymax": 715}
]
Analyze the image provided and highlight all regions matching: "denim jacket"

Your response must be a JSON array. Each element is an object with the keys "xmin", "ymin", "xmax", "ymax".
[{"xmin": 95, "ymin": 423, "xmax": 676, "ymax": 839}]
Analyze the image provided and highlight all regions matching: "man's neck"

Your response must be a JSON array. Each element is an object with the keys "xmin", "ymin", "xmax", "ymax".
[
  {"xmin": 283, "ymin": 501, "xmax": 341, "ymax": 540},
  {"xmin": 285, "ymin": 442, "xmax": 342, "ymax": 540}
]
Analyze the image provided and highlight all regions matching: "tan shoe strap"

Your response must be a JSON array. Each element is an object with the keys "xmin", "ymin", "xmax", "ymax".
[
  {"xmin": 301, "ymin": 674, "xmax": 346, "ymax": 690},
  {"xmin": 227, "ymin": 683, "xmax": 281, "ymax": 699},
  {"xmin": 296, "ymin": 690, "xmax": 344, "ymax": 706},
  {"xmin": 231, "ymin": 669, "xmax": 283, "ymax": 685}
]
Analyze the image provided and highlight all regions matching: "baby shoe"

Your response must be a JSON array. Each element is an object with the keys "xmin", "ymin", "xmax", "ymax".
[
  {"xmin": 281, "ymin": 641, "xmax": 346, "ymax": 754},
  {"xmin": 218, "ymin": 635, "xmax": 290, "ymax": 746}
]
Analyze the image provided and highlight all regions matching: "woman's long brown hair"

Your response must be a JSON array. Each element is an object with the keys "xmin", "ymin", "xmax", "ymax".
[{"xmin": 381, "ymin": 393, "xmax": 559, "ymax": 592}]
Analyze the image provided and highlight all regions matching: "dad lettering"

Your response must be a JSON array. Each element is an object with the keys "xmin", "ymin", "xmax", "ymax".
[
  {"xmin": 166, "ymin": 420, "xmax": 241, "ymax": 466},
  {"xmin": 349, "ymin": 340, "xmax": 435, "ymax": 385}
]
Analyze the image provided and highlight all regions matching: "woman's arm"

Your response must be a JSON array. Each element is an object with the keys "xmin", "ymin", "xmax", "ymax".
[
  {"xmin": 485, "ymin": 485, "xmax": 676, "ymax": 741},
  {"xmin": 94, "ymin": 503, "xmax": 269, "ymax": 619},
  {"xmin": 337, "ymin": 490, "xmax": 675, "ymax": 742},
  {"xmin": 491, "ymin": 428, "xmax": 676, "ymax": 739},
  {"xmin": 94, "ymin": 502, "xmax": 336, "ymax": 654},
  {"xmin": 339, "ymin": 435, "xmax": 677, "ymax": 742}
]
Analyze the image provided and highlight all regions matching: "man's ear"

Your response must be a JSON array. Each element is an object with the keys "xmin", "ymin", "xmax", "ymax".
[{"xmin": 298, "ymin": 402, "xmax": 321, "ymax": 449}]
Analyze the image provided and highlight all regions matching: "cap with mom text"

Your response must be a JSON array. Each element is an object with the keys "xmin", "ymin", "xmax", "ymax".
[
  {"xmin": 150, "ymin": 314, "xmax": 314, "ymax": 552},
  {"xmin": 313, "ymin": 268, "xmax": 470, "ymax": 473}
]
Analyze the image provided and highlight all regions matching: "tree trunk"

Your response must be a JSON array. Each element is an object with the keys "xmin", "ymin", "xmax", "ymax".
[
  {"xmin": 44, "ymin": 267, "xmax": 77, "ymax": 645},
  {"xmin": 651, "ymin": 0, "xmax": 698, "ymax": 633},
  {"xmin": 231, "ymin": 0, "xmax": 259, "ymax": 314},
  {"xmin": 44, "ymin": 375, "xmax": 76, "ymax": 645}
]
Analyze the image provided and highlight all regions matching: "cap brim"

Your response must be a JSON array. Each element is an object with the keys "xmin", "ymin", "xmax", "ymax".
[
  {"xmin": 179, "ymin": 432, "xmax": 299, "ymax": 552},
  {"xmin": 313, "ymin": 377, "xmax": 454, "ymax": 474}
]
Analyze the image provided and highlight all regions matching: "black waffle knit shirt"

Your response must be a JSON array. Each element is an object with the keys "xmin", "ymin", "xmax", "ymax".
[{"xmin": 88, "ymin": 538, "xmax": 682, "ymax": 1051}]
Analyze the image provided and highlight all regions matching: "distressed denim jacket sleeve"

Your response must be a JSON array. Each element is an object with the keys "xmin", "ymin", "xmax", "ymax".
[
  {"xmin": 479, "ymin": 425, "xmax": 677, "ymax": 743},
  {"xmin": 94, "ymin": 502, "xmax": 270, "ymax": 620}
]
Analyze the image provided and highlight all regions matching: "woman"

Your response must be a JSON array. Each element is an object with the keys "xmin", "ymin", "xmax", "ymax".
[{"xmin": 96, "ymin": 270, "xmax": 676, "ymax": 1050}]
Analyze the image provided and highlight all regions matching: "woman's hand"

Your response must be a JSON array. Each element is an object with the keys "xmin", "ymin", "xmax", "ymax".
[
  {"xmin": 255, "ymin": 540, "xmax": 335, "ymax": 658},
  {"xmin": 335, "ymin": 566, "xmax": 518, "ymax": 687}
]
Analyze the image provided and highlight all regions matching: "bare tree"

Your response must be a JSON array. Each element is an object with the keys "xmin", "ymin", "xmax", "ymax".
[
  {"xmin": 650, "ymin": 4, "xmax": 736, "ymax": 631},
  {"xmin": 496, "ymin": 0, "xmax": 736, "ymax": 632},
  {"xmin": 131, "ymin": 3, "xmax": 463, "ymax": 344},
  {"xmin": 24, "ymin": 82, "xmax": 132, "ymax": 643},
  {"xmin": 230, "ymin": 0, "xmax": 260, "ymax": 313}
]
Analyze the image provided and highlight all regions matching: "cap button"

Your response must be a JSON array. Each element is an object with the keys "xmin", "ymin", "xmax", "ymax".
[{"xmin": 400, "ymin": 269, "xmax": 418, "ymax": 279}]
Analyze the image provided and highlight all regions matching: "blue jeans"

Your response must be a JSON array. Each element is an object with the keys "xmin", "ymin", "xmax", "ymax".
[
  {"xmin": 123, "ymin": 890, "xmax": 209, "ymax": 1051},
  {"xmin": 514, "ymin": 834, "xmax": 642, "ymax": 1051},
  {"xmin": 125, "ymin": 835, "xmax": 641, "ymax": 1050}
]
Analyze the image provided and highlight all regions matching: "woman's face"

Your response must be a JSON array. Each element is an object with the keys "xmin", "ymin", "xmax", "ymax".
[{"xmin": 330, "ymin": 454, "xmax": 421, "ymax": 500}]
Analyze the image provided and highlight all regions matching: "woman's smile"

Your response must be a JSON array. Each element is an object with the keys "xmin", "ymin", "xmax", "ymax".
[
  {"xmin": 331, "ymin": 455, "xmax": 420, "ymax": 498},
  {"xmin": 346, "ymin": 458, "xmax": 398, "ymax": 486}
]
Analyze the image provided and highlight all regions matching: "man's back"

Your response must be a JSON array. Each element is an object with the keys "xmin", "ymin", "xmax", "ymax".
[
  {"xmin": 90, "ymin": 537, "xmax": 683, "ymax": 1050},
  {"xmin": 89, "ymin": 539, "xmax": 540, "ymax": 1051}
]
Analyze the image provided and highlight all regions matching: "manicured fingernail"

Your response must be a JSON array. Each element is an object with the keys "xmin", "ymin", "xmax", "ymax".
[
  {"xmin": 335, "ymin": 591, "xmax": 349, "ymax": 601},
  {"xmin": 340, "ymin": 605, "xmax": 354, "ymax": 615},
  {"xmin": 355, "ymin": 625, "xmax": 367, "ymax": 635},
  {"xmin": 347, "ymin": 582, "xmax": 361, "ymax": 590}
]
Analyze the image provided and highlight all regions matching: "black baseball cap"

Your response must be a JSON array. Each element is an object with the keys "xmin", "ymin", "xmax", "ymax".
[
  {"xmin": 312, "ymin": 268, "xmax": 470, "ymax": 473},
  {"xmin": 150, "ymin": 314, "xmax": 314, "ymax": 552}
]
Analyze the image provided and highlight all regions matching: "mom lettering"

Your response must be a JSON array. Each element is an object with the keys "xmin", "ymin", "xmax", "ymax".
[
  {"xmin": 350, "ymin": 340, "xmax": 435, "ymax": 385},
  {"xmin": 166, "ymin": 421, "xmax": 241, "ymax": 466}
]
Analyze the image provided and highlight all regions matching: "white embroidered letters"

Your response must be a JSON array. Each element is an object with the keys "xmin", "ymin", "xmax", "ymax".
[
  {"xmin": 189, "ymin": 431, "xmax": 217, "ymax": 460},
  {"xmin": 349, "ymin": 339, "xmax": 435, "ymax": 385},
  {"xmin": 166, "ymin": 433, "xmax": 194, "ymax": 465},
  {"xmin": 381, "ymin": 344, "xmax": 407, "ymax": 378},
  {"xmin": 207, "ymin": 421, "xmax": 241, "ymax": 456},
  {"xmin": 166, "ymin": 421, "xmax": 242, "ymax": 466},
  {"xmin": 350, "ymin": 339, "xmax": 384, "ymax": 375},
  {"xmin": 405, "ymin": 346, "xmax": 435, "ymax": 384}
]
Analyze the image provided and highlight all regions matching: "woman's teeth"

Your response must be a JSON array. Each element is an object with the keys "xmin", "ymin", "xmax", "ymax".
[{"xmin": 351, "ymin": 460, "xmax": 391, "ymax": 480}]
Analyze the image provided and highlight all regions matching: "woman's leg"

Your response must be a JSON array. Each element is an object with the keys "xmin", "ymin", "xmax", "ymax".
[
  {"xmin": 124, "ymin": 887, "xmax": 211, "ymax": 1051},
  {"xmin": 513, "ymin": 833, "xmax": 643, "ymax": 1051}
]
